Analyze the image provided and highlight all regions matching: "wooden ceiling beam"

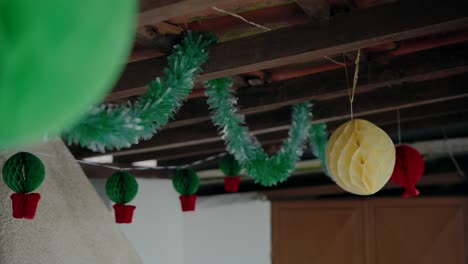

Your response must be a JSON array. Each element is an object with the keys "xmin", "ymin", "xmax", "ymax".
[
  {"xmin": 79, "ymin": 162, "xmax": 172, "ymax": 179},
  {"xmin": 72, "ymin": 88, "xmax": 468, "ymax": 162},
  {"xmin": 83, "ymin": 112, "xmax": 468, "ymax": 178},
  {"xmin": 113, "ymin": 110, "xmax": 468, "ymax": 165},
  {"xmin": 72, "ymin": 75, "xmax": 468, "ymax": 159},
  {"xmin": 140, "ymin": 75, "xmax": 468, "ymax": 154},
  {"xmin": 295, "ymin": 0, "xmax": 330, "ymax": 23},
  {"xmin": 111, "ymin": 0, "xmax": 468, "ymax": 100},
  {"xmin": 112, "ymin": 131, "xmax": 288, "ymax": 164},
  {"xmin": 163, "ymin": 45, "xmax": 468, "ymax": 129},
  {"xmin": 138, "ymin": 0, "xmax": 234, "ymax": 27}
]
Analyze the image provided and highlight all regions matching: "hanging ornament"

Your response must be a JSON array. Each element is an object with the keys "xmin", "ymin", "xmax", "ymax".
[
  {"xmin": 1, "ymin": 0, "xmax": 136, "ymax": 148},
  {"xmin": 106, "ymin": 172, "xmax": 139, "ymax": 224},
  {"xmin": 391, "ymin": 145, "xmax": 425, "ymax": 197},
  {"xmin": 309, "ymin": 123, "xmax": 329, "ymax": 176},
  {"xmin": 220, "ymin": 154, "xmax": 242, "ymax": 192},
  {"xmin": 2, "ymin": 152, "xmax": 46, "ymax": 219},
  {"xmin": 173, "ymin": 169, "xmax": 200, "ymax": 212},
  {"xmin": 326, "ymin": 119, "xmax": 395, "ymax": 195}
]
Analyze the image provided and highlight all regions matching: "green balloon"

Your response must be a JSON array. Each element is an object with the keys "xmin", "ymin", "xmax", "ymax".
[{"xmin": 0, "ymin": 0, "xmax": 136, "ymax": 148}]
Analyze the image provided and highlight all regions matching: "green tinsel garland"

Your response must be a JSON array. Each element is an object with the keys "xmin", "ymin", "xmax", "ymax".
[
  {"xmin": 63, "ymin": 32, "xmax": 217, "ymax": 152},
  {"xmin": 204, "ymin": 78, "xmax": 311, "ymax": 186},
  {"xmin": 309, "ymin": 123, "xmax": 329, "ymax": 176}
]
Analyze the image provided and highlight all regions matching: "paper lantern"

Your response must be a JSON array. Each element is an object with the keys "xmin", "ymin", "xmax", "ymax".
[
  {"xmin": 220, "ymin": 154, "xmax": 242, "ymax": 192},
  {"xmin": 106, "ymin": 172, "xmax": 138, "ymax": 224},
  {"xmin": 391, "ymin": 145, "xmax": 425, "ymax": 197},
  {"xmin": 173, "ymin": 169, "xmax": 200, "ymax": 212},
  {"xmin": 0, "ymin": 0, "xmax": 136, "ymax": 148},
  {"xmin": 2, "ymin": 152, "xmax": 46, "ymax": 219},
  {"xmin": 326, "ymin": 119, "xmax": 395, "ymax": 195}
]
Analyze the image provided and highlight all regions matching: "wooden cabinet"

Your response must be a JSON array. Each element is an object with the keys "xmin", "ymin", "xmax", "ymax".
[{"xmin": 272, "ymin": 198, "xmax": 468, "ymax": 264}]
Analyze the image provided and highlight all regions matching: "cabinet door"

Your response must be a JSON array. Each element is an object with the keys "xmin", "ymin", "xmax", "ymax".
[
  {"xmin": 369, "ymin": 198, "xmax": 467, "ymax": 264},
  {"xmin": 272, "ymin": 201, "xmax": 367, "ymax": 264}
]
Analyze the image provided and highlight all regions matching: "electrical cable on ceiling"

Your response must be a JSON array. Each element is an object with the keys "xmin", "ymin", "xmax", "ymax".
[
  {"xmin": 211, "ymin": 6, "xmax": 272, "ymax": 31},
  {"xmin": 441, "ymin": 127, "xmax": 466, "ymax": 179},
  {"xmin": 397, "ymin": 108, "xmax": 402, "ymax": 145},
  {"xmin": 24, "ymin": 151, "xmax": 227, "ymax": 172},
  {"xmin": 323, "ymin": 56, "xmax": 347, "ymax": 66}
]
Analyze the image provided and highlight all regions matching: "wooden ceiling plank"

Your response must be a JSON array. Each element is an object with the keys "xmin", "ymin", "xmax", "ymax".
[
  {"xmin": 112, "ymin": 131, "xmax": 288, "ymax": 164},
  {"xmin": 138, "ymin": 0, "xmax": 235, "ymax": 26},
  {"xmin": 111, "ymin": 0, "xmax": 468, "ymax": 99},
  {"xmin": 163, "ymin": 45, "xmax": 468, "ymax": 128},
  {"xmin": 112, "ymin": 110, "xmax": 468, "ymax": 164},
  {"xmin": 71, "ymin": 77, "xmax": 468, "ymax": 160},
  {"xmin": 295, "ymin": 0, "xmax": 330, "ymax": 23}
]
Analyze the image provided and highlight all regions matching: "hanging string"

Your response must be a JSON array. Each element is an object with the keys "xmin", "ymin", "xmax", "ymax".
[
  {"xmin": 323, "ymin": 56, "xmax": 347, "ymax": 66},
  {"xmin": 397, "ymin": 108, "xmax": 402, "ymax": 145},
  {"xmin": 211, "ymin": 6, "xmax": 272, "ymax": 31},
  {"xmin": 342, "ymin": 53, "xmax": 351, "ymax": 100},
  {"xmin": 26, "ymin": 151, "xmax": 227, "ymax": 172},
  {"xmin": 441, "ymin": 128, "xmax": 466, "ymax": 179},
  {"xmin": 348, "ymin": 49, "xmax": 361, "ymax": 120}
]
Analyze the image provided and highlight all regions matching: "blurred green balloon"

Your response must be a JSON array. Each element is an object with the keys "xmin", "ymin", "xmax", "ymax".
[{"xmin": 0, "ymin": 0, "xmax": 136, "ymax": 148}]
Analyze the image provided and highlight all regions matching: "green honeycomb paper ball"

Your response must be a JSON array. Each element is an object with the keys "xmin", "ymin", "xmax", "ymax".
[
  {"xmin": 172, "ymin": 169, "xmax": 200, "ymax": 195},
  {"xmin": 0, "ymin": 0, "xmax": 136, "ymax": 148},
  {"xmin": 105, "ymin": 172, "xmax": 139, "ymax": 204},
  {"xmin": 2, "ymin": 152, "xmax": 46, "ymax": 193},
  {"xmin": 219, "ymin": 154, "xmax": 242, "ymax": 176}
]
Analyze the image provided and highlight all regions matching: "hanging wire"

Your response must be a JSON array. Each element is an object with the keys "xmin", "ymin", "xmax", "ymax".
[
  {"xmin": 211, "ymin": 6, "xmax": 272, "ymax": 31},
  {"xmin": 441, "ymin": 127, "xmax": 466, "ymax": 179},
  {"xmin": 397, "ymin": 108, "xmax": 402, "ymax": 145},
  {"xmin": 342, "ymin": 53, "xmax": 351, "ymax": 107},
  {"xmin": 343, "ymin": 50, "xmax": 361, "ymax": 120},
  {"xmin": 323, "ymin": 56, "xmax": 347, "ymax": 66},
  {"xmin": 27, "ymin": 151, "xmax": 227, "ymax": 172}
]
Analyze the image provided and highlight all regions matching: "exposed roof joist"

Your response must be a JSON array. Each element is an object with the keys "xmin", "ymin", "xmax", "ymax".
[
  {"xmin": 111, "ymin": 0, "xmax": 468, "ymax": 100},
  {"xmin": 72, "ymin": 74, "xmax": 468, "ymax": 160}
]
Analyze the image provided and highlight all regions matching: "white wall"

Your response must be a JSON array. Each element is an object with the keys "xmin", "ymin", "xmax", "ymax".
[
  {"xmin": 183, "ymin": 194, "xmax": 271, "ymax": 264},
  {"xmin": 92, "ymin": 178, "xmax": 183, "ymax": 264},
  {"xmin": 91, "ymin": 179, "xmax": 271, "ymax": 264},
  {"xmin": 0, "ymin": 140, "xmax": 141, "ymax": 264}
]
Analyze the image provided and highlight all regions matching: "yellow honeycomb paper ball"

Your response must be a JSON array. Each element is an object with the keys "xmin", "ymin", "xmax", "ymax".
[{"xmin": 326, "ymin": 119, "xmax": 395, "ymax": 195}]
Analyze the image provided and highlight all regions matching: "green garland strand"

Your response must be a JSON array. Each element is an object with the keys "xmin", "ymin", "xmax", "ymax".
[
  {"xmin": 63, "ymin": 32, "xmax": 217, "ymax": 152},
  {"xmin": 204, "ymin": 78, "xmax": 311, "ymax": 186},
  {"xmin": 309, "ymin": 123, "xmax": 329, "ymax": 176}
]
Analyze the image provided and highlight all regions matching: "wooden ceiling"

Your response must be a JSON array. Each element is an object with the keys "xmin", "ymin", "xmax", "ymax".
[{"xmin": 70, "ymin": 0, "xmax": 468, "ymax": 195}]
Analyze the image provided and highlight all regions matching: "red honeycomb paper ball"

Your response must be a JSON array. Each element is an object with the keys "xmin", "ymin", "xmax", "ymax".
[{"xmin": 391, "ymin": 145, "xmax": 425, "ymax": 197}]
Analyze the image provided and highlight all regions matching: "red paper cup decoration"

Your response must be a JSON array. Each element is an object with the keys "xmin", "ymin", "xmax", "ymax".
[
  {"xmin": 391, "ymin": 145, "xmax": 425, "ymax": 197},
  {"xmin": 224, "ymin": 177, "xmax": 241, "ymax": 192},
  {"xmin": 106, "ymin": 172, "xmax": 138, "ymax": 224},
  {"xmin": 2, "ymin": 152, "xmax": 46, "ymax": 220},
  {"xmin": 219, "ymin": 154, "xmax": 242, "ymax": 193},
  {"xmin": 173, "ymin": 169, "xmax": 200, "ymax": 212}
]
